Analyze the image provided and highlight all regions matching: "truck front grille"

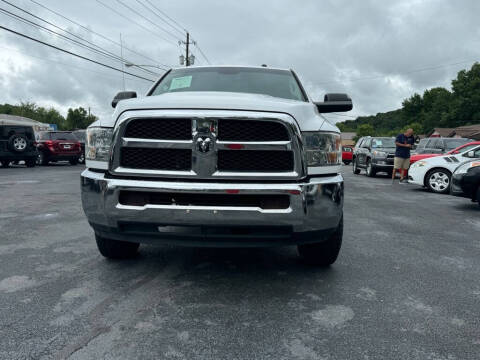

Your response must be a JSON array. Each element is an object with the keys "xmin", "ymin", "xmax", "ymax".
[
  {"xmin": 217, "ymin": 119, "xmax": 289, "ymax": 141},
  {"xmin": 121, "ymin": 148, "xmax": 191, "ymax": 170},
  {"xmin": 124, "ymin": 118, "xmax": 191, "ymax": 140},
  {"xmin": 217, "ymin": 150, "xmax": 294, "ymax": 172},
  {"xmin": 119, "ymin": 191, "xmax": 290, "ymax": 209},
  {"xmin": 114, "ymin": 114, "xmax": 301, "ymax": 179}
]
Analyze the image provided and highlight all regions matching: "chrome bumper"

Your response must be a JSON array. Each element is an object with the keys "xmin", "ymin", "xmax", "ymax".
[{"xmin": 81, "ymin": 169, "xmax": 343, "ymax": 246}]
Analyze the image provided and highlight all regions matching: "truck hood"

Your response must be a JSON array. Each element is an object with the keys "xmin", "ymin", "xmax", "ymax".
[{"xmin": 99, "ymin": 91, "xmax": 340, "ymax": 132}]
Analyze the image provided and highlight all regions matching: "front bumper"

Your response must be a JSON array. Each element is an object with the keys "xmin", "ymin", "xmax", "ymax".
[
  {"xmin": 408, "ymin": 166, "xmax": 425, "ymax": 186},
  {"xmin": 81, "ymin": 169, "xmax": 344, "ymax": 247},
  {"xmin": 372, "ymin": 158, "xmax": 394, "ymax": 170}
]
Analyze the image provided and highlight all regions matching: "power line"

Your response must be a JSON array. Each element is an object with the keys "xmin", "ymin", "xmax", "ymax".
[
  {"xmin": 318, "ymin": 59, "xmax": 478, "ymax": 85},
  {"xmin": 0, "ymin": 44, "xmax": 149, "ymax": 84},
  {"xmin": 95, "ymin": 0, "xmax": 178, "ymax": 46},
  {"xmin": 29, "ymin": 0, "xmax": 169, "ymax": 68},
  {"xmin": 194, "ymin": 43, "xmax": 211, "ymax": 65},
  {"xmin": 144, "ymin": 0, "xmax": 188, "ymax": 33},
  {"xmin": 0, "ymin": 25, "xmax": 155, "ymax": 82},
  {"xmin": 115, "ymin": 0, "xmax": 181, "ymax": 42},
  {"xmin": 0, "ymin": 5, "xmax": 161, "ymax": 77},
  {"xmin": 134, "ymin": 0, "xmax": 185, "ymax": 37}
]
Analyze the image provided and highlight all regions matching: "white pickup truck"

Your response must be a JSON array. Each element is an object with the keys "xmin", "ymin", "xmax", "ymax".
[{"xmin": 81, "ymin": 66, "xmax": 352, "ymax": 266}]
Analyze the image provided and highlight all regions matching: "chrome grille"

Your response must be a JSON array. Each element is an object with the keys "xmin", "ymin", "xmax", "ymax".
[{"xmin": 111, "ymin": 110, "xmax": 304, "ymax": 180}]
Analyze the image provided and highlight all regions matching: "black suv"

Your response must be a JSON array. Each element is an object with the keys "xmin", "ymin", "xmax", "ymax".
[
  {"xmin": 0, "ymin": 124, "xmax": 37, "ymax": 168},
  {"xmin": 352, "ymin": 136, "xmax": 396, "ymax": 177}
]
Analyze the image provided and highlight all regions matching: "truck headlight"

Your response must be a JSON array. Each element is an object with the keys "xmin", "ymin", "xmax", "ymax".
[
  {"xmin": 302, "ymin": 132, "xmax": 341, "ymax": 169},
  {"xmin": 86, "ymin": 127, "xmax": 113, "ymax": 169},
  {"xmin": 372, "ymin": 150, "xmax": 387, "ymax": 157}
]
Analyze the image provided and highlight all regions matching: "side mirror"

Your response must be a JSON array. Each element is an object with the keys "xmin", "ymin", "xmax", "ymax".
[
  {"xmin": 466, "ymin": 150, "xmax": 475, "ymax": 158},
  {"xmin": 315, "ymin": 93, "xmax": 352, "ymax": 113},
  {"xmin": 112, "ymin": 91, "xmax": 137, "ymax": 108}
]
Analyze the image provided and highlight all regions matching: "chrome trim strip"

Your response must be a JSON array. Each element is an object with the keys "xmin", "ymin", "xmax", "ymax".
[
  {"xmin": 122, "ymin": 138, "xmax": 193, "ymax": 149},
  {"xmin": 116, "ymin": 203, "xmax": 292, "ymax": 214},
  {"xmin": 212, "ymin": 171, "xmax": 298, "ymax": 178},
  {"xmin": 216, "ymin": 140, "xmax": 292, "ymax": 151},
  {"xmin": 113, "ymin": 167, "xmax": 196, "ymax": 176}
]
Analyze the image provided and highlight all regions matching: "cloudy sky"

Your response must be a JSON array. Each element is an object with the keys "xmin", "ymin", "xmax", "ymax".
[{"xmin": 1, "ymin": 0, "xmax": 479, "ymax": 123}]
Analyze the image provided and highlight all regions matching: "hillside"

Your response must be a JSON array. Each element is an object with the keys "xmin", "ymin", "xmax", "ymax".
[{"xmin": 337, "ymin": 62, "xmax": 480, "ymax": 138}]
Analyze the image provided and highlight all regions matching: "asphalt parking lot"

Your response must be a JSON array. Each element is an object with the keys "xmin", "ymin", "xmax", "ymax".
[{"xmin": 0, "ymin": 164, "xmax": 479, "ymax": 360}]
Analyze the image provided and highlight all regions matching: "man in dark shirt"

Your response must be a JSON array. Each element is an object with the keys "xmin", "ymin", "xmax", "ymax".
[{"xmin": 392, "ymin": 128, "xmax": 415, "ymax": 183}]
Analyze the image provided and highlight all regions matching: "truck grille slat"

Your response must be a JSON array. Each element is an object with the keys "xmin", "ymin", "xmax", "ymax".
[
  {"xmin": 121, "ymin": 148, "xmax": 191, "ymax": 170},
  {"xmin": 218, "ymin": 119, "xmax": 289, "ymax": 141},
  {"xmin": 124, "ymin": 118, "xmax": 192, "ymax": 140},
  {"xmin": 119, "ymin": 191, "xmax": 290, "ymax": 209},
  {"xmin": 218, "ymin": 150, "xmax": 294, "ymax": 172}
]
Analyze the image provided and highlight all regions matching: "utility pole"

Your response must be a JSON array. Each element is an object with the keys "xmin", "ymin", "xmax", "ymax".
[
  {"xmin": 179, "ymin": 32, "xmax": 195, "ymax": 66},
  {"xmin": 185, "ymin": 32, "xmax": 190, "ymax": 67}
]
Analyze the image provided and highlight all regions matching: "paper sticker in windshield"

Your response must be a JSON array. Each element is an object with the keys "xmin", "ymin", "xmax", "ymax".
[
  {"xmin": 372, "ymin": 140, "xmax": 382, "ymax": 147},
  {"xmin": 169, "ymin": 76, "xmax": 192, "ymax": 90}
]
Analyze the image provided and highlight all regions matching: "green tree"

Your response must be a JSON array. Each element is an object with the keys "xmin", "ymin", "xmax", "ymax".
[
  {"xmin": 65, "ymin": 107, "xmax": 97, "ymax": 130},
  {"xmin": 353, "ymin": 124, "xmax": 375, "ymax": 142}
]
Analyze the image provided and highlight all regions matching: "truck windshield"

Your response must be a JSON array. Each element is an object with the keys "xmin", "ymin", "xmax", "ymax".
[{"xmin": 149, "ymin": 67, "xmax": 306, "ymax": 102}]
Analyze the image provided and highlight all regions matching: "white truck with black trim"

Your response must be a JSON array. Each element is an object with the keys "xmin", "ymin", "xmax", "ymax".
[{"xmin": 81, "ymin": 66, "xmax": 352, "ymax": 266}]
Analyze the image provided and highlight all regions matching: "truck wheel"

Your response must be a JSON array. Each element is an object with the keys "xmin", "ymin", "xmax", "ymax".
[
  {"xmin": 95, "ymin": 234, "xmax": 139, "ymax": 259},
  {"xmin": 425, "ymin": 168, "xmax": 451, "ymax": 194},
  {"xmin": 78, "ymin": 152, "xmax": 85, "ymax": 164},
  {"xmin": 298, "ymin": 217, "xmax": 343, "ymax": 266},
  {"xmin": 25, "ymin": 158, "xmax": 36, "ymax": 168},
  {"xmin": 9, "ymin": 134, "xmax": 28, "ymax": 153},
  {"xmin": 353, "ymin": 159, "xmax": 360, "ymax": 174},
  {"xmin": 366, "ymin": 159, "xmax": 376, "ymax": 177}
]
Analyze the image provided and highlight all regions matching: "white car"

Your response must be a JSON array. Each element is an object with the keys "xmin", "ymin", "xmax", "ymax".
[{"xmin": 408, "ymin": 145, "xmax": 480, "ymax": 194}]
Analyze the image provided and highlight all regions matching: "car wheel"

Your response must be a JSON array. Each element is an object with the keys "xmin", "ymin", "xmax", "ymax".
[
  {"xmin": 78, "ymin": 152, "xmax": 85, "ymax": 164},
  {"xmin": 365, "ymin": 159, "xmax": 376, "ymax": 177},
  {"xmin": 298, "ymin": 216, "xmax": 343, "ymax": 266},
  {"xmin": 95, "ymin": 234, "xmax": 140, "ymax": 259},
  {"xmin": 25, "ymin": 158, "xmax": 36, "ymax": 168},
  {"xmin": 426, "ymin": 168, "xmax": 451, "ymax": 194},
  {"xmin": 37, "ymin": 152, "xmax": 48, "ymax": 166},
  {"xmin": 9, "ymin": 134, "xmax": 28, "ymax": 153},
  {"xmin": 69, "ymin": 158, "xmax": 78, "ymax": 165},
  {"xmin": 353, "ymin": 158, "xmax": 360, "ymax": 174}
]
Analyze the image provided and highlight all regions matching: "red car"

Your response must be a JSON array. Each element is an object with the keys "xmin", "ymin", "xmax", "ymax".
[
  {"xmin": 36, "ymin": 131, "xmax": 82, "ymax": 165},
  {"xmin": 342, "ymin": 146, "xmax": 353, "ymax": 165},
  {"xmin": 410, "ymin": 141, "xmax": 480, "ymax": 165}
]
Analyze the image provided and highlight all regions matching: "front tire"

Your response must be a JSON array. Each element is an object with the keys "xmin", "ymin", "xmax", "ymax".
[
  {"xmin": 95, "ymin": 234, "xmax": 140, "ymax": 259},
  {"xmin": 298, "ymin": 217, "xmax": 343, "ymax": 266},
  {"xmin": 37, "ymin": 152, "xmax": 49, "ymax": 166},
  {"xmin": 425, "ymin": 168, "xmax": 451, "ymax": 194},
  {"xmin": 353, "ymin": 158, "xmax": 360, "ymax": 174},
  {"xmin": 366, "ymin": 159, "xmax": 376, "ymax": 177}
]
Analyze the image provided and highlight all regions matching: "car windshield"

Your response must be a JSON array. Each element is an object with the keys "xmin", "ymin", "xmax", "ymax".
[
  {"xmin": 445, "ymin": 138, "xmax": 470, "ymax": 151},
  {"xmin": 49, "ymin": 132, "xmax": 76, "ymax": 140},
  {"xmin": 149, "ymin": 67, "xmax": 306, "ymax": 101},
  {"xmin": 73, "ymin": 131, "xmax": 86, "ymax": 142},
  {"xmin": 371, "ymin": 138, "xmax": 395, "ymax": 148},
  {"xmin": 457, "ymin": 144, "xmax": 480, "ymax": 153}
]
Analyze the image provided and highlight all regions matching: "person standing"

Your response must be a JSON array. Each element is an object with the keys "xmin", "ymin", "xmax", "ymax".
[{"xmin": 392, "ymin": 128, "xmax": 415, "ymax": 183}]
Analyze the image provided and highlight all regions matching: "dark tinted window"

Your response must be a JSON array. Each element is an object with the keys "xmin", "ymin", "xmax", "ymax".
[
  {"xmin": 150, "ymin": 67, "xmax": 306, "ymax": 102},
  {"xmin": 49, "ymin": 132, "xmax": 76, "ymax": 140},
  {"xmin": 444, "ymin": 138, "xmax": 471, "ymax": 151}
]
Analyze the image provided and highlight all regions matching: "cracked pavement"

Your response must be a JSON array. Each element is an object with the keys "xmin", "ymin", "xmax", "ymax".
[{"xmin": 0, "ymin": 164, "xmax": 479, "ymax": 359}]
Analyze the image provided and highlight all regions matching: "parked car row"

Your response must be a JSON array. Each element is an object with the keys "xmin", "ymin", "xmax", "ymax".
[
  {"xmin": 349, "ymin": 135, "xmax": 480, "ymax": 207},
  {"xmin": 0, "ymin": 124, "xmax": 86, "ymax": 168}
]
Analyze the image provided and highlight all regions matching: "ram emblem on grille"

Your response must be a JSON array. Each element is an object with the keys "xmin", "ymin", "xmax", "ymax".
[{"xmin": 196, "ymin": 137, "xmax": 212, "ymax": 154}]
